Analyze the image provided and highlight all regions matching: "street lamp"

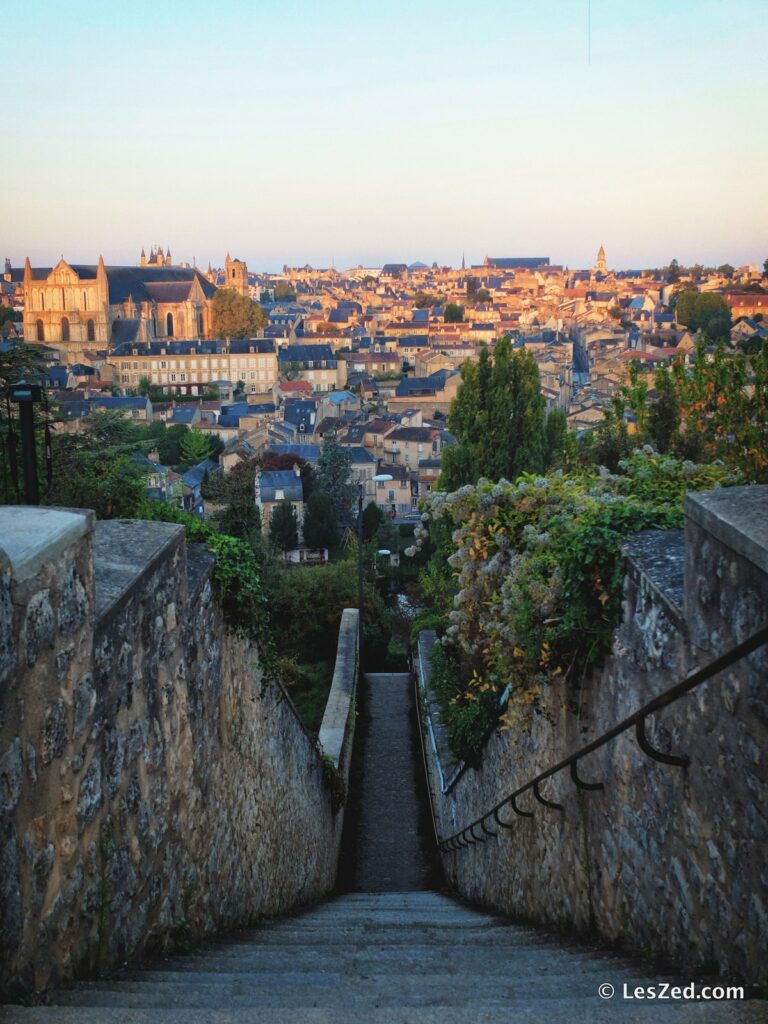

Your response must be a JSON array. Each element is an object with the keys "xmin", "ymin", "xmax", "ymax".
[{"xmin": 7, "ymin": 382, "xmax": 43, "ymax": 504}]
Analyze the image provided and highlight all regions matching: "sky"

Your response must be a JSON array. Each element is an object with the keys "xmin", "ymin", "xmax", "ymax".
[{"xmin": 3, "ymin": 0, "xmax": 767, "ymax": 272}]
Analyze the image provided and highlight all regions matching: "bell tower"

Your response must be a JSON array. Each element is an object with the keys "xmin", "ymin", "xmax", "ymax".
[{"xmin": 225, "ymin": 253, "xmax": 249, "ymax": 297}]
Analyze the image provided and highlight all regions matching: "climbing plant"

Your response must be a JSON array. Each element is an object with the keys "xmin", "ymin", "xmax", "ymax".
[
  {"xmin": 410, "ymin": 450, "xmax": 742, "ymax": 761},
  {"xmin": 141, "ymin": 503, "xmax": 278, "ymax": 682}
]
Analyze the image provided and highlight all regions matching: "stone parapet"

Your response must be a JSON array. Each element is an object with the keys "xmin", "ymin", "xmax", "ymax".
[
  {"xmin": 0, "ymin": 508, "xmax": 354, "ymax": 998},
  {"xmin": 422, "ymin": 485, "xmax": 768, "ymax": 984}
]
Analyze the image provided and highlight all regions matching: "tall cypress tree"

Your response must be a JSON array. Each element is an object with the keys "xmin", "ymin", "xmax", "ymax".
[{"xmin": 441, "ymin": 337, "xmax": 547, "ymax": 488}]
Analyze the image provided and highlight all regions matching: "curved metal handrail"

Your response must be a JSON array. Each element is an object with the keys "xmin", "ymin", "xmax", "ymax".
[{"xmin": 437, "ymin": 622, "xmax": 768, "ymax": 853}]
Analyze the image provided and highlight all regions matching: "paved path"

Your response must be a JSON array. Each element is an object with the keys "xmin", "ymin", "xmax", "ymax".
[{"xmin": 339, "ymin": 672, "xmax": 437, "ymax": 892}]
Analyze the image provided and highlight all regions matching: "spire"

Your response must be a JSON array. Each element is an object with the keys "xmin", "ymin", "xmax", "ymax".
[{"xmin": 461, "ymin": 252, "xmax": 465, "ymax": 271}]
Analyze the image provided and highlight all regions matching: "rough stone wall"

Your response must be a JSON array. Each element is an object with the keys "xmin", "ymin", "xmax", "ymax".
[
  {"xmin": 423, "ymin": 485, "xmax": 768, "ymax": 984},
  {"xmin": 0, "ymin": 508, "xmax": 351, "ymax": 997}
]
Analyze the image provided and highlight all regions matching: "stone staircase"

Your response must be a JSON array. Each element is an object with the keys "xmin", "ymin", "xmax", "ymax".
[{"xmin": 3, "ymin": 890, "xmax": 763, "ymax": 1023}]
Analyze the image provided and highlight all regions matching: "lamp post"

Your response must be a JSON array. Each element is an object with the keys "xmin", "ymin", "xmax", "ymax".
[{"xmin": 7, "ymin": 381, "xmax": 43, "ymax": 505}]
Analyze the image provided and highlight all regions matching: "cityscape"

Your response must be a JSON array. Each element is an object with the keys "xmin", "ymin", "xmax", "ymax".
[{"xmin": 1, "ymin": 1, "xmax": 767, "ymax": 1021}]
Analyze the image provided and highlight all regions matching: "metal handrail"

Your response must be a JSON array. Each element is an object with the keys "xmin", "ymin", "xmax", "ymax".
[{"xmin": 437, "ymin": 622, "xmax": 768, "ymax": 853}]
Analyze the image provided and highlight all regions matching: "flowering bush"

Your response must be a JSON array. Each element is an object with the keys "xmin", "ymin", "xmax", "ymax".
[{"xmin": 414, "ymin": 450, "xmax": 741, "ymax": 761}]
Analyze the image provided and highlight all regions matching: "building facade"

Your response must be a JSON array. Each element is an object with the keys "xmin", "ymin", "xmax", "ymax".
[
  {"xmin": 111, "ymin": 339, "xmax": 277, "ymax": 395},
  {"xmin": 22, "ymin": 256, "xmax": 218, "ymax": 355}
]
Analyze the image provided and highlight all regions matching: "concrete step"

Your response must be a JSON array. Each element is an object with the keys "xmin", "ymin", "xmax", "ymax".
[
  {"xmin": 3, "ymin": 892, "xmax": 761, "ymax": 1023},
  {"xmin": 49, "ymin": 966, "xmax": 659, "ymax": 1004},
  {"xmin": 3, "ymin": 998, "xmax": 763, "ymax": 1023},
  {"xmin": 117, "ymin": 948, "xmax": 620, "ymax": 976},
  {"xmin": 187, "ymin": 925, "xmax": 552, "ymax": 948}
]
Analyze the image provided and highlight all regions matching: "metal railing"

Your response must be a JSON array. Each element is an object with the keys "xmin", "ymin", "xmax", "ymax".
[{"xmin": 433, "ymin": 622, "xmax": 768, "ymax": 854}]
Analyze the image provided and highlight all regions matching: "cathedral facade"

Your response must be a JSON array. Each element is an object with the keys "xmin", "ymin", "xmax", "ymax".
[{"xmin": 22, "ymin": 256, "xmax": 218, "ymax": 356}]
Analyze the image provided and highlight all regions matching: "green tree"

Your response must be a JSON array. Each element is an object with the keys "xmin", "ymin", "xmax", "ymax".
[
  {"xmin": 274, "ymin": 282, "xmax": 297, "ymax": 301},
  {"xmin": 717, "ymin": 264, "xmax": 735, "ymax": 279},
  {"xmin": 302, "ymin": 490, "xmax": 339, "ymax": 549},
  {"xmin": 763, "ymin": 257, "xmax": 768, "ymax": 280},
  {"xmin": 180, "ymin": 427, "xmax": 213, "ymax": 464},
  {"xmin": 646, "ymin": 365, "xmax": 680, "ymax": 454},
  {"xmin": 315, "ymin": 431, "xmax": 355, "ymax": 524},
  {"xmin": 544, "ymin": 407, "xmax": 570, "ymax": 466},
  {"xmin": 211, "ymin": 288, "xmax": 268, "ymax": 339},
  {"xmin": 666, "ymin": 258, "xmax": 682, "ymax": 283},
  {"xmin": 413, "ymin": 291, "xmax": 438, "ymax": 309},
  {"xmin": 674, "ymin": 290, "xmax": 732, "ymax": 341},
  {"xmin": 269, "ymin": 499, "xmax": 299, "ymax": 551},
  {"xmin": 444, "ymin": 303, "xmax": 464, "ymax": 323},
  {"xmin": 215, "ymin": 461, "xmax": 262, "ymax": 543},
  {"xmin": 440, "ymin": 337, "xmax": 547, "ymax": 488},
  {"xmin": 361, "ymin": 500, "xmax": 384, "ymax": 541}
]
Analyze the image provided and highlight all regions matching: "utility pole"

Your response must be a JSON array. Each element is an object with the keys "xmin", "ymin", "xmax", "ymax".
[{"xmin": 8, "ymin": 381, "xmax": 43, "ymax": 504}]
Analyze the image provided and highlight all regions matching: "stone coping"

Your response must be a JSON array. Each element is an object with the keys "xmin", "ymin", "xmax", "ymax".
[
  {"xmin": 0, "ymin": 506, "xmax": 94, "ymax": 582},
  {"xmin": 318, "ymin": 607, "xmax": 358, "ymax": 769},
  {"xmin": 622, "ymin": 528, "xmax": 685, "ymax": 626},
  {"xmin": 685, "ymin": 485, "xmax": 768, "ymax": 575},
  {"xmin": 93, "ymin": 519, "xmax": 185, "ymax": 622}
]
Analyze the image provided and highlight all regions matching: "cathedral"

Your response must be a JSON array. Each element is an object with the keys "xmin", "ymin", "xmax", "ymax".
[{"xmin": 22, "ymin": 255, "xmax": 219, "ymax": 357}]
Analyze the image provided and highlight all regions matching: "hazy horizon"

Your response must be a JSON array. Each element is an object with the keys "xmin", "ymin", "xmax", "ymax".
[{"xmin": 4, "ymin": 0, "xmax": 767, "ymax": 271}]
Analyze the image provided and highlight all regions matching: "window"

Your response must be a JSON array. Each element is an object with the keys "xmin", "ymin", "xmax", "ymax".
[
  {"xmin": 86, "ymin": 319, "xmax": 95, "ymax": 342},
  {"xmin": 275, "ymin": 489, "xmax": 284, "ymax": 500},
  {"xmin": 166, "ymin": 312, "xmax": 174, "ymax": 337},
  {"xmin": 61, "ymin": 317, "xmax": 70, "ymax": 342},
  {"xmin": 198, "ymin": 312, "xmax": 203, "ymax": 335},
  {"xmin": 82, "ymin": 291, "xmax": 87, "ymax": 310},
  {"xmin": 160, "ymin": 361, "xmax": 167, "ymax": 369},
  {"xmin": 171, "ymin": 373, "xmax": 177, "ymax": 382},
  {"xmin": 36, "ymin": 319, "xmax": 44, "ymax": 342}
]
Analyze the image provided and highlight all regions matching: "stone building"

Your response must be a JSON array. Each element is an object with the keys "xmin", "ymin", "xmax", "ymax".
[
  {"xmin": 22, "ymin": 256, "xmax": 217, "ymax": 356},
  {"xmin": 110, "ymin": 338, "xmax": 278, "ymax": 395},
  {"xmin": 224, "ymin": 253, "xmax": 249, "ymax": 297},
  {"xmin": 593, "ymin": 244, "xmax": 608, "ymax": 276}
]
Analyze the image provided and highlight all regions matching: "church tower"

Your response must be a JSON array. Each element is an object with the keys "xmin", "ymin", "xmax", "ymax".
[
  {"xmin": 594, "ymin": 244, "xmax": 607, "ymax": 276},
  {"xmin": 224, "ymin": 253, "xmax": 249, "ymax": 297}
]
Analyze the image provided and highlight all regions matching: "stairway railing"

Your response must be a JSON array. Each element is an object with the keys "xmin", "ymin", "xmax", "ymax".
[{"xmin": 432, "ymin": 622, "xmax": 768, "ymax": 853}]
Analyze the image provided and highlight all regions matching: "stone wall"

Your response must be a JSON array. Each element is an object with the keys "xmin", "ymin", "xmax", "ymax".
[
  {"xmin": 0, "ymin": 507, "xmax": 357, "ymax": 998},
  {"xmin": 420, "ymin": 485, "xmax": 768, "ymax": 984}
]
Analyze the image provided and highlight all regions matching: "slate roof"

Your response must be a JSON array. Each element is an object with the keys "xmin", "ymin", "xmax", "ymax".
[
  {"xmin": 259, "ymin": 469, "xmax": 303, "ymax": 503},
  {"xmin": 111, "ymin": 319, "xmax": 142, "ymax": 345},
  {"xmin": 484, "ymin": 257, "xmax": 549, "ymax": 269},
  {"xmin": 278, "ymin": 344, "xmax": 335, "ymax": 365},
  {"xmin": 395, "ymin": 371, "xmax": 448, "ymax": 397},
  {"xmin": 111, "ymin": 339, "xmax": 275, "ymax": 357},
  {"xmin": 283, "ymin": 399, "xmax": 317, "ymax": 431},
  {"xmin": 169, "ymin": 407, "xmax": 198, "ymax": 424},
  {"xmin": 92, "ymin": 396, "xmax": 151, "ymax": 411},
  {"xmin": 388, "ymin": 426, "xmax": 439, "ymax": 443},
  {"xmin": 182, "ymin": 458, "xmax": 219, "ymax": 490}
]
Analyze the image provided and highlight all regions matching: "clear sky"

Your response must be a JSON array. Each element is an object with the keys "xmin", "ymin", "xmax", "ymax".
[{"xmin": 3, "ymin": 0, "xmax": 767, "ymax": 272}]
